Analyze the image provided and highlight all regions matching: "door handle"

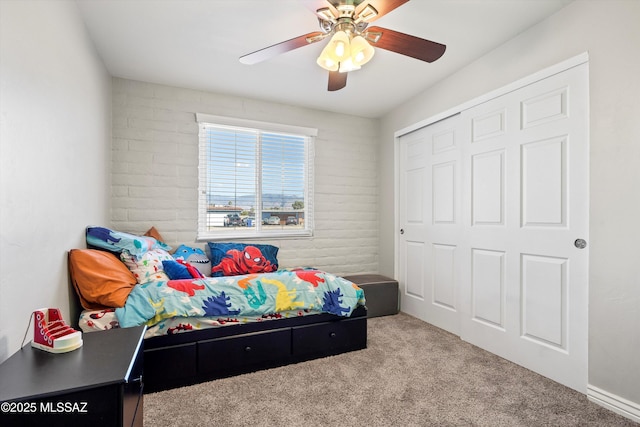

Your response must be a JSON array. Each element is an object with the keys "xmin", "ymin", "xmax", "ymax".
[
  {"xmin": 400, "ymin": 229, "xmax": 405, "ymax": 235},
  {"xmin": 574, "ymin": 238, "xmax": 587, "ymax": 249}
]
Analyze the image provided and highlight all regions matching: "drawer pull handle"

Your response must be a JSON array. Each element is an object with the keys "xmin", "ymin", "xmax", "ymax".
[
  {"xmin": 329, "ymin": 332, "xmax": 336, "ymax": 338},
  {"xmin": 245, "ymin": 346, "xmax": 252, "ymax": 352}
]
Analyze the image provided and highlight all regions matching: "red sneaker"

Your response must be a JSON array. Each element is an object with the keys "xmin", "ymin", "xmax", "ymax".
[{"xmin": 31, "ymin": 308, "xmax": 83, "ymax": 353}]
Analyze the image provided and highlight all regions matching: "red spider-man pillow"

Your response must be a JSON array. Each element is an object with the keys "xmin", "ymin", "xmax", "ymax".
[{"xmin": 207, "ymin": 242, "xmax": 279, "ymax": 277}]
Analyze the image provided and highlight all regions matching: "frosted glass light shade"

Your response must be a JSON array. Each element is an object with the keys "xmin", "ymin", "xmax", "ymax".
[
  {"xmin": 338, "ymin": 57, "xmax": 361, "ymax": 73},
  {"xmin": 350, "ymin": 35, "xmax": 375, "ymax": 66},
  {"xmin": 328, "ymin": 31, "xmax": 350, "ymax": 61},
  {"xmin": 317, "ymin": 44, "xmax": 339, "ymax": 71}
]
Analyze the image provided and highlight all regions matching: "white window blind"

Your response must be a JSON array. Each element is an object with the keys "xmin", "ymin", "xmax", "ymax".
[{"xmin": 196, "ymin": 114, "xmax": 315, "ymax": 240}]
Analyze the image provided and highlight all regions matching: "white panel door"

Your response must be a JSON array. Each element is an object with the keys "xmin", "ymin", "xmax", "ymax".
[
  {"xmin": 459, "ymin": 64, "xmax": 589, "ymax": 392},
  {"xmin": 398, "ymin": 127, "xmax": 428, "ymax": 320},
  {"xmin": 398, "ymin": 62, "xmax": 588, "ymax": 392},
  {"xmin": 398, "ymin": 114, "xmax": 462, "ymax": 335}
]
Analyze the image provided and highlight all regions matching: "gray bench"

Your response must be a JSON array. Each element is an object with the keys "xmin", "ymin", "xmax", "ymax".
[{"xmin": 343, "ymin": 274, "xmax": 399, "ymax": 318}]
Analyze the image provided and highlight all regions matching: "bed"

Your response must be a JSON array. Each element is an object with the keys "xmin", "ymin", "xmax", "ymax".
[{"xmin": 69, "ymin": 227, "xmax": 368, "ymax": 392}]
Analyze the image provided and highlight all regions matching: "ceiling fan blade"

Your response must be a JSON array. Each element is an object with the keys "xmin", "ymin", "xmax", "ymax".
[
  {"xmin": 328, "ymin": 71, "xmax": 347, "ymax": 91},
  {"xmin": 366, "ymin": 26, "xmax": 445, "ymax": 63},
  {"xmin": 239, "ymin": 31, "xmax": 326, "ymax": 65},
  {"xmin": 355, "ymin": 0, "xmax": 410, "ymax": 22}
]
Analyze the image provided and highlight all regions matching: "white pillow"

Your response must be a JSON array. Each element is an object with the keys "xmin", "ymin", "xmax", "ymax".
[{"xmin": 120, "ymin": 248, "xmax": 172, "ymax": 284}]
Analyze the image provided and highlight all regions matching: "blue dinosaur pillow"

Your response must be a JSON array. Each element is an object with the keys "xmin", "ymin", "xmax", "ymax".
[
  {"xmin": 86, "ymin": 226, "xmax": 171, "ymax": 256},
  {"xmin": 173, "ymin": 245, "xmax": 211, "ymax": 277},
  {"xmin": 207, "ymin": 242, "xmax": 279, "ymax": 277}
]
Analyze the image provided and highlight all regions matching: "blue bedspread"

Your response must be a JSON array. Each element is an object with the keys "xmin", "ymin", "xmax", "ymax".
[{"xmin": 115, "ymin": 268, "xmax": 366, "ymax": 328}]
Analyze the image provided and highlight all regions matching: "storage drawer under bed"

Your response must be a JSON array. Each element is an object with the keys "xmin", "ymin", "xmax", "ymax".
[
  {"xmin": 144, "ymin": 342, "xmax": 197, "ymax": 390},
  {"xmin": 141, "ymin": 307, "xmax": 367, "ymax": 391},
  {"xmin": 292, "ymin": 317, "xmax": 367, "ymax": 358},
  {"xmin": 197, "ymin": 328, "xmax": 291, "ymax": 375}
]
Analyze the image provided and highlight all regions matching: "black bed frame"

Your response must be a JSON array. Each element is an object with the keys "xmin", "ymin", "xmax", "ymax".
[{"xmin": 142, "ymin": 305, "xmax": 367, "ymax": 392}]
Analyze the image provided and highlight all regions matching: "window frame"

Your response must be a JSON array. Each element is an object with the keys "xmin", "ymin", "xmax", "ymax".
[{"xmin": 195, "ymin": 113, "xmax": 316, "ymax": 241}]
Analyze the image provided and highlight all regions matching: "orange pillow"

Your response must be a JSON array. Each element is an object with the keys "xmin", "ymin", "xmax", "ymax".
[
  {"xmin": 69, "ymin": 249, "xmax": 137, "ymax": 310},
  {"xmin": 144, "ymin": 226, "xmax": 166, "ymax": 244}
]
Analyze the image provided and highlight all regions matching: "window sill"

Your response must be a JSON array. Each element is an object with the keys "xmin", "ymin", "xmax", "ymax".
[{"xmin": 196, "ymin": 230, "xmax": 313, "ymax": 242}]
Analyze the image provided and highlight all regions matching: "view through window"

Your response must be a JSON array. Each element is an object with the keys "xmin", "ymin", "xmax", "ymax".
[{"xmin": 197, "ymin": 114, "xmax": 315, "ymax": 239}]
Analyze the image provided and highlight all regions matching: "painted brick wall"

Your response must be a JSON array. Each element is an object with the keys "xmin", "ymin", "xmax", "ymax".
[{"xmin": 111, "ymin": 78, "xmax": 379, "ymax": 276}]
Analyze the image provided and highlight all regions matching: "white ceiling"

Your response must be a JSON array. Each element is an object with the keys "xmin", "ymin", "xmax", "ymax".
[{"xmin": 76, "ymin": 0, "xmax": 573, "ymax": 118}]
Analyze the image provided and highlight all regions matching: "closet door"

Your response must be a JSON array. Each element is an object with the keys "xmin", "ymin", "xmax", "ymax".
[
  {"xmin": 459, "ymin": 63, "xmax": 589, "ymax": 392},
  {"xmin": 398, "ymin": 114, "xmax": 462, "ymax": 335},
  {"xmin": 398, "ymin": 62, "xmax": 589, "ymax": 392}
]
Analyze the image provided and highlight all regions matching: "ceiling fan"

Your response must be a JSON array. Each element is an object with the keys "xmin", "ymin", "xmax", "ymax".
[{"xmin": 239, "ymin": 0, "xmax": 446, "ymax": 91}]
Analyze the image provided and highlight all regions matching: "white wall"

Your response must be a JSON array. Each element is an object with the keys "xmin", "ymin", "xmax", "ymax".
[
  {"xmin": 111, "ymin": 78, "xmax": 379, "ymax": 276},
  {"xmin": 0, "ymin": 0, "xmax": 111, "ymax": 362},
  {"xmin": 379, "ymin": 0, "xmax": 640, "ymax": 412}
]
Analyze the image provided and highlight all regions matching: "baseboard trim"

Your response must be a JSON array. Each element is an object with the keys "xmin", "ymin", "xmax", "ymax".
[{"xmin": 587, "ymin": 384, "xmax": 640, "ymax": 423}]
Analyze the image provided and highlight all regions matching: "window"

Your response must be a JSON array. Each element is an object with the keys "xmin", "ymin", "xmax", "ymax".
[{"xmin": 196, "ymin": 113, "xmax": 316, "ymax": 240}]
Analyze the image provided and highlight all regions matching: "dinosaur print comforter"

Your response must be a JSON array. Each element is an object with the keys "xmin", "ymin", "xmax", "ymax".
[{"xmin": 115, "ymin": 268, "xmax": 366, "ymax": 328}]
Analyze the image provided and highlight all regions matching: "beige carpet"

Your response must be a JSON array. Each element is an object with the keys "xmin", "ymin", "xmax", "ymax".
[{"xmin": 144, "ymin": 312, "xmax": 636, "ymax": 426}]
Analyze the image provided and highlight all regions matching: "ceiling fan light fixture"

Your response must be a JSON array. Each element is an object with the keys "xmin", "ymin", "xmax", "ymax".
[
  {"xmin": 317, "ymin": 46, "xmax": 339, "ymax": 71},
  {"xmin": 350, "ymin": 35, "xmax": 375, "ymax": 66},
  {"xmin": 338, "ymin": 57, "xmax": 361, "ymax": 73},
  {"xmin": 328, "ymin": 30, "xmax": 351, "ymax": 61},
  {"xmin": 241, "ymin": 0, "xmax": 445, "ymax": 92}
]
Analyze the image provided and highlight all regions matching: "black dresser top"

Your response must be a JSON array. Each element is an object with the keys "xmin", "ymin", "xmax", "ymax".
[{"xmin": 0, "ymin": 325, "xmax": 145, "ymax": 402}]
